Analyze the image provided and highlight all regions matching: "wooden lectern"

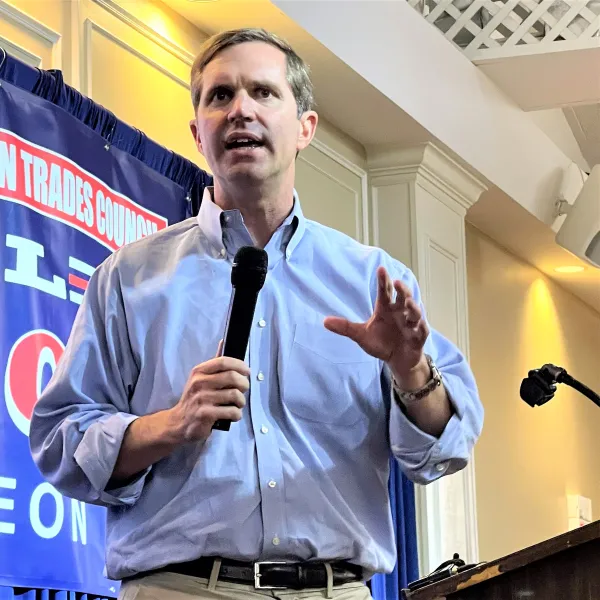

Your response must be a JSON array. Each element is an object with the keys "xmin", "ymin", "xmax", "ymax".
[{"xmin": 402, "ymin": 521, "xmax": 600, "ymax": 600}]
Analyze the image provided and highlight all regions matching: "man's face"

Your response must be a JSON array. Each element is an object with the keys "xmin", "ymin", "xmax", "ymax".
[{"xmin": 190, "ymin": 42, "xmax": 316, "ymax": 186}]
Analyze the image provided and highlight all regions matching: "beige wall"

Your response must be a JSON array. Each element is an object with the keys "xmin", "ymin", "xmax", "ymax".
[
  {"xmin": 296, "ymin": 128, "xmax": 367, "ymax": 242},
  {"xmin": 467, "ymin": 223, "xmax": 600, "ymax": 562}
]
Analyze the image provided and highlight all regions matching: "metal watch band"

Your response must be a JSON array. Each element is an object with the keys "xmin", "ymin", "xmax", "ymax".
[{"xmin": 393, "ymin": 354, "xmax": 443, "ymax": 405}]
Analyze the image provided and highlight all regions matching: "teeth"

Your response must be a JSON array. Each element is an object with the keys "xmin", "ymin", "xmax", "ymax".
[{"xmin": 226, "ymin": 138, "xmax": 262, "ymax": 149}]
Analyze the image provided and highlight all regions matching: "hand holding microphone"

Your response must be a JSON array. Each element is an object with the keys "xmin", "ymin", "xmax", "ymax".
[
  {"xmin": 169, "ymin": 246, "xmax": 268, "ymax": 440},
  {"xmin": 168, "ymin": 349, "xmax": 250, "ymax": 443}
]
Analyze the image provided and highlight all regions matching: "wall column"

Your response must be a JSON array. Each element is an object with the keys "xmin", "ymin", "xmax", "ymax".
[{"xmin": 368, "ymin": 142, "xmax": 487, "ymax": 574}]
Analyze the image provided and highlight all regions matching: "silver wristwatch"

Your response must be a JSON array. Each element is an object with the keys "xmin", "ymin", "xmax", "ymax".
[{"xmin": 393, "ymin": 354, "xmax": 443, "ymax": 405}]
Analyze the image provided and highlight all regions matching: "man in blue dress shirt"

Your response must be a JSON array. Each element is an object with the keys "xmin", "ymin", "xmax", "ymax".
[{"xmin": 29, "ymin": 28, "xmax": 483, "ymax": 600}]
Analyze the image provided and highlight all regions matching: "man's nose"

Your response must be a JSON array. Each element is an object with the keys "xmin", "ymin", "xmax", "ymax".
[{"xmin": 228, "ymin": 91, "xmax": 255, "ymax": 122}]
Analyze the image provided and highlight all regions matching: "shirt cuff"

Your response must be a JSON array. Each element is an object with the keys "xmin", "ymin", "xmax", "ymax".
[
  {"xmin": 389, "ymin": 374, "xmax": 469, "ymax": 485},
  {"xmin": 73, "ymin": 412, "xmax": 149, "ymax": 506}
]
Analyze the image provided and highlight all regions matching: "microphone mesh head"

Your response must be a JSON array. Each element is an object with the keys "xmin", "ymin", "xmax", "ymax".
[
  {"xmin": 520, "ymin": 377, "xmax": 545, "ymax": 407},
  {"xmin": 231, "ymin": 246, "xmax": 268, "ymax": 290}
]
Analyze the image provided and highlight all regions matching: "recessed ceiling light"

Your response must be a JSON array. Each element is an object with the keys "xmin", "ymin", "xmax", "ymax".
[{"xmin": 554, "ymin": 266, "xmax": 585, "ymax": 274}]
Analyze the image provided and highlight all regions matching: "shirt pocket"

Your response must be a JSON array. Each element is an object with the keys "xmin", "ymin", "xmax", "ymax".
[{"xmin": 282, "ymin": 320, "xmax": 382, "ymax": 426}]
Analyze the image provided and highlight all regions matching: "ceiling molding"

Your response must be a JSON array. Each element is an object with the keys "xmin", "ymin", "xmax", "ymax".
[
  {"xmin": 91, "ymin": 0, "xmax": 195, "ymax": 66},
  {"xmin": 368, "ymin": 143, "xmax": 488, "ymax": 212},
  {"xmin": 0, "ymin": 0, "xmax": 61, "ymax": 69},
  {"xmin": 0, "ymin": 35, "xmax": 41, "ymax": 67},
  {"xmin": 0, "ymin": 0, "xmax": 60, "ymax": 44}
]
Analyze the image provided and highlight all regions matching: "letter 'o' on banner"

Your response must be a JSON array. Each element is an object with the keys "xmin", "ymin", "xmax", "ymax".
[{"xmin": 5, "ymin": 329, "xmax": 65, "ymax": 436}]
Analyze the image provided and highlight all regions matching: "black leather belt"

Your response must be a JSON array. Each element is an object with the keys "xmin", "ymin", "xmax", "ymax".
[{"xmin": 153, "ymin": 557, "xmax": 363, "ymax": 589}]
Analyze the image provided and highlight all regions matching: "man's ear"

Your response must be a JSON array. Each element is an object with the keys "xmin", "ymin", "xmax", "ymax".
[
  {"xmin": 190, "ymin": 119, "xmax": 203, "ymax": 154},
  {"xmin": 296, "ymin": 111, "xmax": 318, "ymax": 153}
]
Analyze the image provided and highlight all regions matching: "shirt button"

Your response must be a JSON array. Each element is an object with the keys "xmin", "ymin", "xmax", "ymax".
[
  {"xmin": 268, "ymin": 480, "xmax": 277, "ymax": 488},
  {"xmin": 258, "ymin": 319, "xmax": 266, "ymax": 328},
  {"xmin": 257, "ymin": 371, "xmax": 265, "ymax": 381},
  {"xmin": 272, "ymin": 537, "xmax": 280, "ymax": 546},
  {"xmin": 220, "ymin": 248, "xmax": 226, "ymax": 257},
  {"xmin": 261, "ymin": 426, "xmax": 269, "ymax": 434},
  {"xmin": 435, "ymin": 462, "xmax": 448, "ymax": 472}
]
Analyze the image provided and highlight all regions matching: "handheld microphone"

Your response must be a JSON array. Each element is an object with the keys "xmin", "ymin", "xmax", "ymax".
[{"xmin": 213, "ymin": 246, "xmax": 268, "ymax": 431}]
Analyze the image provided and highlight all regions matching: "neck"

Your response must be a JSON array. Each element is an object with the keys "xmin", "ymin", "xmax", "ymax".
[{"xmin": 213, "ymin": 176, "xmax": 295, "ymax": 248}]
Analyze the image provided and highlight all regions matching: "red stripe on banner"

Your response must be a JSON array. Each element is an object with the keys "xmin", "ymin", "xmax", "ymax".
[
  {"xmin": 0, "ymin": 129, "xmax": 169, "ymax": 251},
  {"xmin": 68, "ymin": 274, "xmax": 89, "ymax": 291}
]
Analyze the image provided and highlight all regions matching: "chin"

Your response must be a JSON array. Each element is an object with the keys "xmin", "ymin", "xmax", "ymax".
[{"xmin": 225, "ymin": 166, "xmax": 269, "ymax": 184}]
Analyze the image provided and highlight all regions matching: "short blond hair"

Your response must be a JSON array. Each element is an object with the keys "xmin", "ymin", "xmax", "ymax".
[{"xmin": 190, "ymin": 28, "xmax": 314, "ymax": 118}]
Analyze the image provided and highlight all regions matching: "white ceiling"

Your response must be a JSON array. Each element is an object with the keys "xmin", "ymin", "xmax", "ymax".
[
  {"xmin": 474, "ymin": 46, "xmax": 600, "ymax": 170},
  {"xmin": 162, "ymin": 0, "xmax": 600, "ymax": 314},
  {"xmin": 475, "ymin": 46, "xmax": 600, "ymax": 113}
]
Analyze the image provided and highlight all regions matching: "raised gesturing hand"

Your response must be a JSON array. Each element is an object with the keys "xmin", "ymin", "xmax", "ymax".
[{"xmin": 324, "ymin": 266, "xmax": 429, "ymax": 380}]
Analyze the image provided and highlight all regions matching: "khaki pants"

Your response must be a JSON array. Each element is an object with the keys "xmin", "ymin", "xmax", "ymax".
[{"xmin": 119, "ymin": 571, "xmax": 373, "ymax": 600}]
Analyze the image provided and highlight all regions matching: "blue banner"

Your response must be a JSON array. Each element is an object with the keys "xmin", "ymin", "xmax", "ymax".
[{"xmin": 0, "ymin": 81, "xmax": 189, "ymax": 595}]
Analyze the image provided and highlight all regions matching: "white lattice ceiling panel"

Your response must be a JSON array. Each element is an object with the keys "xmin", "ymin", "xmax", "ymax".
[{"xmin": 408, "ymin": 0, "xmax": 600, "ymax": 57}]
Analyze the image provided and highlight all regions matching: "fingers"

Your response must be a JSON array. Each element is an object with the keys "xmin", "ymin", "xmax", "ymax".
[
  {"xmin": 186, "ymin": 385, "xmax": 246, "ymax": 427},
  {"xmin": 203, "ymin": 389, "xmax": 247, "ymax": 409},
  {"xmin": 404, "ymin": 297, "xmax": 422, "ymax": 327},
  {"xmin": 323, "ymin": 316, "xmax": 365, "ymax": 343},
  {"xmin": 195, "ymin": 356, "xmax": 250, "ymax": 377},
  {"xmin": 392, "ymin": 280, "xmax": 422, "ymax": 326},
  {"xmin": 376, "ymin": 266, "xmax": 394, "ymax": 307},
  {"xmin": 177, "ymin": 355, "xmax": 250, "ymax": 441},
  {"xmin": 416, "ymin": 320, "xmax": 430, "ymax": 344},
  {"xmin": 211, "ymin": 370, "xmax": 250, "ymax": 393},
  {"xmin": 211, "ymin": 406, "xmax": 244, "ymax": 423},
  {"xmin": 215, "ymin": 339, "xmax": 224, "ymax": 358},
  {"xmin": 197, "ymin": 404, "xmax": 244, "ymax": 425},
  {"xmin": 189, "ymin": 371, "xmax": 249, "ymax": 395}
]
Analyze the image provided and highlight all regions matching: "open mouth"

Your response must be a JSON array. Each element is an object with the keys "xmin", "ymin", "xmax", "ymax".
[{"xmin": 224, "ymin": 138, "xmax": 265, "ymax": 150}]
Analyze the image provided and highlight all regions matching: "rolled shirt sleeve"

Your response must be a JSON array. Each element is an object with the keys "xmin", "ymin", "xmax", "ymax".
[
  {"xmin": 387, "ymin": 265, "xmax": 484, "ymax": 485},
  {"xmin": 29, "ymin": 254, "xmax": 147, "ymax": 507}
]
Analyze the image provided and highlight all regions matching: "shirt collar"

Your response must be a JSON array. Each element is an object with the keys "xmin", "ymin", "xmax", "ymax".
[
  {"xmin": 284, "ymin": 189, "xmax": 305, "ymax": 259},
  {"xmin": 196, "ymin": 187, "xmax": 306, "ymax": 263}
]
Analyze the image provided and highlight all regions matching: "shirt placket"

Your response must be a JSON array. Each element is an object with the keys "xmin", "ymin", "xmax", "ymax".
[{"xmin": 248, "ymin": 281, "xmax": 287, "ymax": 557}]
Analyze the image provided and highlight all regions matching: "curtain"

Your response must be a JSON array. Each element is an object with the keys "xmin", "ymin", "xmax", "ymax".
[
  {"xmin": 0, "ymin": 50, "xmax": 213, "ymax": 214},
  {"xmin": 370, "ymin": 460, "xmax": 419, "ymax": 599}
]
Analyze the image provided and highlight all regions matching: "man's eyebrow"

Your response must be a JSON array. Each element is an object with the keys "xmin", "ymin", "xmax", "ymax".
[
  {"xmin": 253, "ymin": 78, "xmax": 284, "ymax": 91},
  {"xmin": 204, "ymin": 81, "xmax": 231, "ymax": 96},
  {"xmin": 202, "ymin": 78, "xmax": 282, "ymax": 101}
]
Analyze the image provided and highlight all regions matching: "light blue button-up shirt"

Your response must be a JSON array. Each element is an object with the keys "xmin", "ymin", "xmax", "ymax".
[{"xmin": 29, "ymin": 189, "xmax": 483, "ymax": 581}]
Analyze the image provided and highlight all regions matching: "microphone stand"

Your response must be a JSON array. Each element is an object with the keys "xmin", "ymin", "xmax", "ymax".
[{"xmin": 520, "ymin": 364, "xmax": 600, "ymax": 409}]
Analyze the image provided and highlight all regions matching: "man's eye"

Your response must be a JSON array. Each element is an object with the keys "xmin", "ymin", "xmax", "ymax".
[
  {"xmin": 212, "ymin": 88, "xmax": 230, "ymax": 102},
  {"xmin": 257, "ymin": 88, "xmax": 272, "ymax": 99}
]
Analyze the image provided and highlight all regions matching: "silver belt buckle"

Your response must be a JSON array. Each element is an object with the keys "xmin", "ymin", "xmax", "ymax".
[{"xmin": 254, "ymin": 561, "xmax": 287, "ymax": 589}]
